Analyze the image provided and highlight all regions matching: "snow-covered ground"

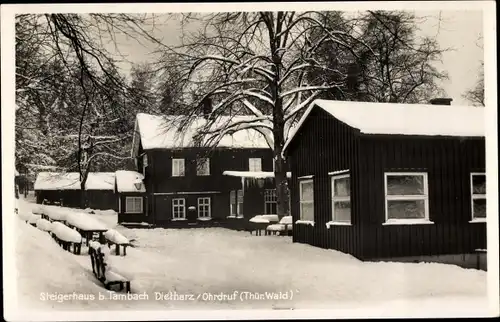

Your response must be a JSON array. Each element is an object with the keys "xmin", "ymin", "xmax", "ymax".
[{"xmin": 7, "ymin": 198, "xmax": 491, "ymax": 319}]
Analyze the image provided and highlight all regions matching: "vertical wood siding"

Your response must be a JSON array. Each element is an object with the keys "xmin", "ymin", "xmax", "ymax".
[
  {"xmin": 358, "ymin": 135, "xmax": 486, "ymax": 260},
  {"xmin": 287, "ymin": 107, "xmax": 362, "ymax": 257}
]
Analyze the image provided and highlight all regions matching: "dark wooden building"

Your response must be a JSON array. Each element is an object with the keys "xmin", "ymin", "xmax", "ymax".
[
  {"xmin": 128, "ymin": 112, "xmax": 284, "ymax": 228},
  {"xmin": 115, "ymin": 170, "xmax": 147, "ymax": 225},
  {"xmin": 283, "ymin": 98, "xmax": 486, "ymax": 268},
  {"xmin": 34, "ymin": 172, "xmax": 118, "ymax": 211}
]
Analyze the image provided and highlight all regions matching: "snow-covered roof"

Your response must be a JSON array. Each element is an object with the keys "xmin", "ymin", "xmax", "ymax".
[
  {"xmin": 283, "ymin": 99, "xmax": 485, "ymax": 153},
  {"xmin": 134, "ymin": 113, "xmax": 272, "ymax": 151},
  {"xmin": 34, "ymin": 172, "xmax": 115, "ymax": 191},
  {"xmin": 222, "ymin": 171, "xmax": 292, "ymax": 179},
  {"xmin": 115, "ymin": 170, "xmax": 146, "ymax": 193}
]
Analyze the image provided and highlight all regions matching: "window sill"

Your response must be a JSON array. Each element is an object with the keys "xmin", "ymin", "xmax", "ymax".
[
  {"xmin": 197, "ymin": 217, "xmax": 212, "ymax": 221},
  {"xmin": 226, "ymin": 216, "xmax": 244, "ymax": 219},
  {"xmin": 326, "ymin": 221, "xmax": 351, "ymax": 228},
  {"xmin": 469, "ymin": 218, "xmax": 487, "ymax": 223},
  {"xmin": 171, "ymin": 218, "xmax": 187, "ymax": 221},
  {"xmin": 383, "ymin": 219, "xmax": 434, "ymax": 226},
  {"xmin": 295, "ymin": 220, "xmax": 315, "ymax": 227}
]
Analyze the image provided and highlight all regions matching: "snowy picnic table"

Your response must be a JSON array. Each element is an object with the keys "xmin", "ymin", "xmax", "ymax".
[
  {"xmin": 42, "ymin": 205, "xmax": 69, "ymax": 222},
  {"xmin": 104, "ymin": 229, "xmax": 131, "ymax": 256},
  {"xmin": 65, "ymin": 212, "xmax": 108, "ymax": 247},
  {"xmin": 265, "ymin": 216, "xmax": 293, "ymax": 236},
  {"xmin": 248, "ymin": 215, "xmax": 280, "ymax": 236},
  {"xmin": 51, "ymin": 222, "xmax": 83, "ymax": 255}
]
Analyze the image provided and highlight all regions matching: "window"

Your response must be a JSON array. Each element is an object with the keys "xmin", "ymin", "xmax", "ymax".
[
  {"xmin": 384, "ymin": 173, "xmax": 429, "ymax": 222},
  {"xmin": 249, "ymin": 158, "xmax": 262, "ymax": 172},
  {"xmin": 299, "ymin": 179, "xmax": 314, "ymax": 221},
  {"xmin": 198, "ymin": 197, "xmax": 211, "ymax": 218},
  {"xmin": 264, "ymin": 189, "xmax": 277, "ymax": 214},
  {"xmin": 471, "ymin": 173, "xmax": 486, "ymax": 221},
  {"xmin": 197, "ymin": 158, "xmax": 210, "ymax": 176},
  {"xmin": 229, "ymin": 190, "xmax": 244, "ymax": 217},
  {"xmin": 172, "ymin": 158, "xmax": 185, "ymax": 177},
  {"xmin": 237, "ymin": 190, "xmax": 244, "ymax": 217},
  {"xmin": 142, "ymin": 154, "xmax": 148, "ymax": 176},
  {"xmin": 331, "ymin": 174, "xmax": 351, "ymax": 223},
  {"xmin": 125, "ymin": 197, "xmax": 143, "ymax": 214},
  {"xmin": 230, "ymin": 190, "xmax": 237, "ymax": 216},
  {"xmin": 172, "ymin": 198, "xmax": 186, "ymax": 219}
]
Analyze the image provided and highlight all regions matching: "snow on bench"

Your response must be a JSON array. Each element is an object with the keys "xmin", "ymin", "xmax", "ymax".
[
  {"xmin": 36, "ymin": 218, "xmax": 52, "ymax": 232},
  {"xmin": 104, "ymin": 229, "xmax": 130, "ymax": 256},
  {"xmin": 249, "ymin": 216, "xmax": 270, "ymax": 224},
  {"xmin": 32, "ymin": 205, "xmax": 44, "ymax": 215},
  {"xmin": 51, "ymin": 222, "xmax": 82, "ymax": 254},
  {"xmin": 89, "ymin": 242, "xmax": 131, "ymax": 292}
]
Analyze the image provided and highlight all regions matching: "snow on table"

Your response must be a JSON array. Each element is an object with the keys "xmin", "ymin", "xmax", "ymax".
[
  {"xmin": 28, "ymin": 214, "xmax": 41, "ymax": 224},
  {"xmin": 104, "ymin": 229, "xmax": 129, "ymax": 245},
  {"xmin": 249, "ymin": 216, "xmax": 270, "ymax": 224},
  {"xmin": 36, "ymin": 218, "xmax": 52, "ymax": 232},
  {"xmin": 51, "ymin": 222, "xmax": 82, "ymax": 243},
  {"xmin": 43, "ymin": 206, "xmax": 69, "ymax": 221},
  {"xmin": 65, "ymin": 212, "xmax": 108, "ymax": 231},
  {"xmin": 280, "ymin": 215, "xmax": 293, "ymax": 225}
]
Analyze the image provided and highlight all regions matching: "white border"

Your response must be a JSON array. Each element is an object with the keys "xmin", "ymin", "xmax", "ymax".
[
  {"xmin": 2, "ymin": 1, "xmax": 498, "ymax": 320},
  {"xmin": 384, "ymin": 172, "xmax": 430, "ymax": 224}
]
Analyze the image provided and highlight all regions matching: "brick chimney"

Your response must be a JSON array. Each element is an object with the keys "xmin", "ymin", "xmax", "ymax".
[
  {"xmin": 429, "ymin": 98, "xmax": 453, "ymax": 105},
  {"xmin": 202, "ymin": 97, "xmax": 212, "ymax": 119}
]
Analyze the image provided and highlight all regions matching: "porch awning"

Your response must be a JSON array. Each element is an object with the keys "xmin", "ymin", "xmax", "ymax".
[{"xmin": 222, "ymin": 171, "xmax": 292, "ymax": 179}]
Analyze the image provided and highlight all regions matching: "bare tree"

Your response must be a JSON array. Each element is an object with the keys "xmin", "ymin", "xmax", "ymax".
[
  {"xmin": 158, "ymin": 11, "xmax": 374, "ymax": 218},
  {"xmin": 16, "ymin": 13, "xmax": 164, "ymax": 204},
  {"xmin": 463, "ymin": 60, "xmax": 484, "ymax": 107}
]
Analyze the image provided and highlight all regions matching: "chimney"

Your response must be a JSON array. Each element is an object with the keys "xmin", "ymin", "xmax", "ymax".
[
  {"xmin": 429, "ymin": 98, "xmax": 453, "ymax": 106},
  {"xmin": 202, "ymin": 97, "xmax": 212, "ymax": 119}
]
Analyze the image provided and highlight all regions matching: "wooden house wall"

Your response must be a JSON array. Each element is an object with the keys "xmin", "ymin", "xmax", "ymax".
[
  {"xmin": 142, "ymin": 147, "xmax": 274, "ymax": 224},
  {"xmin": 85, "ymin": 190, "xmax": 118, "ymax": 211},
  {"xmin": 117, "ymin": 192, "xmax": 148, "ymax": 224},
  {"xmin": 36, "ymin": 189, "xmax": 118, "ymax": 211},
  {"xmin": 358, "ymin": 135, "xmax": 486, "ymax": 259},
  {"xmin": 286, "ymin": 107, "xmax": 363, "ymax": 257}
]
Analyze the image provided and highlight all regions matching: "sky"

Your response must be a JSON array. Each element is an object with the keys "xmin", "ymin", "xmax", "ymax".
[{"xmin": 108, "ymin": 10, "xmax": 484, "ymax": 107}]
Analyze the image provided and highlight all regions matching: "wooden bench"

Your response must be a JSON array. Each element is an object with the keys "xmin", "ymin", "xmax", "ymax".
[
  {"xmin": 265, "ymin": 216, "xmax": 293, "ymax": 236},
  {"xmin": 89, "ymin": 245, "xmax": 131, "ymax": 292}
]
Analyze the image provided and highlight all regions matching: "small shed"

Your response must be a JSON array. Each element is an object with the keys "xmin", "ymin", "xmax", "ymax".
[
  {"xmin": 115, "ymin": 170, "xmax": 147, "ymax": 224},
  {"xmin": 283, "ymin": 98, "xmax": 486, "ymax": 268},
  {"xmin": 34, "ymin": 172, "xmax": 118, "ymax": 211}
]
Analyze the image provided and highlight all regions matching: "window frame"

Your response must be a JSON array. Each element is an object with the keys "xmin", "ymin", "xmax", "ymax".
[
  {"xmin": 248, "ymin": 158, "xmax": 262, "ymax": 172},
  {"xmin": 197, "ymin": 197, "xmax": 211, "ymax": 218},
  {"xmin": 172, "ymin": 158, "xmax": 185, "ymax": 177},
  {"xmin": 196, "ymin": 158, "xmax": 210, "ymax": 176},
  {"xmin": 264, "ymin": 189, "xmax": 278, "ymax": 215},
  {"xmin": 470, "ymin": 172, "xmax": 486, "ymax": 222},
  {"xmin": 237, "ymin": 190, "xmax": 244, "ymax": 217},
  {"xmin": 299, "ymin": 179, "xmax": 314, "ymax": 221},
  {"xmin": 383, "ymin": 172, "xmax": 430, "ymax": 224},
  {"xmin": 125, "ymin": 196, "xmax": 143, "ymax": 214},
  {"xmin": 172, "ymin": 198, "xmax": 186, "ymax": 219},
  {"xmin": 331, "ymin": 173, "xmax": 351, "ymax": 224}
]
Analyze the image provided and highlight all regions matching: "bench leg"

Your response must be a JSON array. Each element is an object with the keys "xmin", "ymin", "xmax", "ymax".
[
  {"xmin": 116, "ymin": 245, "xmax": 120, "ymax": 256},
  {"xmin": 126, "ymin": 282, "xmax": 131, "ymax": 293},
  {"xmin": 123, "ymin": 246, "xmax": 127, "ymax": 256},
  {"xmin": 119, "ymin": 282, "xmax": 124, "ymax": 291}
]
